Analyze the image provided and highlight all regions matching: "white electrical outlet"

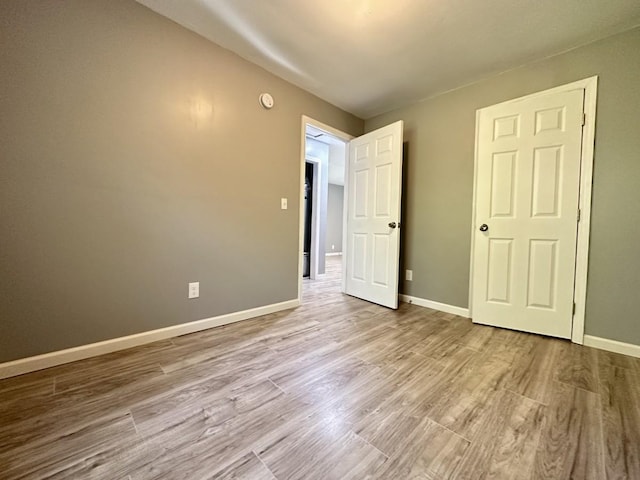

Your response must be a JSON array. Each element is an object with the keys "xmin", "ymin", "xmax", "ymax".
[
  {"xmin": 406, "ymin": 270, "xmax": 413, "ymax": 281},
  {"xmin": 188, "ymin": 282, "xmax": 199, "ymax": 299},
  {"xmin": 281, "ymin": 198, "xmax": 288, "ymax": 210}
]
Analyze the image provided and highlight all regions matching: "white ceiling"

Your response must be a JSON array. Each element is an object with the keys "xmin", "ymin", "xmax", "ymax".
[{"xmin": 137, "ymin": 0, "xmax": 640, "ymax": 118}]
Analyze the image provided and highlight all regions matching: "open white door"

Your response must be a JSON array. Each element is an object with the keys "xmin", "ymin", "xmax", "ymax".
[
  {"xmin": 344, "ymin": 121, "xmax": 403, "ymax": 309},
  {"xmin": 471, "ymin": 87, "xmax": 585, "ymax": 338}
]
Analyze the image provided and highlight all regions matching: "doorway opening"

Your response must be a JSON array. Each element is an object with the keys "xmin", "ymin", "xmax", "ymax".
[{"xmin": 298, "ymin": 116, "xmax": 352, "ymax": 302}]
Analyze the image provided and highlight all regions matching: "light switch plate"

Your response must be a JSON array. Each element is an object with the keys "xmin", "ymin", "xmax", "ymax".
[
  {"xmin": 188, "ymin": 282, "xmax": 199, "ymax": 299},
  {"xmin": 405, "ymin": 270, "xmax": 413, "ymax": 281},
  {"xmin": 281, "ymin": 198, "xmax": 288, "ymax": 210}
]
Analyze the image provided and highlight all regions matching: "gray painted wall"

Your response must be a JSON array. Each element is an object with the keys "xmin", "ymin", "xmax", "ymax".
[
  {"xmin": 366, "ymin": 27, "xmax": 640, "ymax": 346},
  {"xmin": 0, "ymin": 0, "xmax": 362, "ymax": 362},
  {"xmin": 326, "ymin": 184, "xmax": 344, "ymax": 254}
]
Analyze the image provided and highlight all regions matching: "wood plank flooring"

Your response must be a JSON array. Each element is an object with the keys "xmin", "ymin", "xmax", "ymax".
[{"xmin": 1, "ymin": 255, "xmax": 640, "ymax": 479}]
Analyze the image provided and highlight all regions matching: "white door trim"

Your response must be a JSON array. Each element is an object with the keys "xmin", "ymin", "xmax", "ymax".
[
  {"xmin": 299, "ymin": 116, "xmax": 353, "ymax": 302},
  {"xmin": 468, "ymin": 76, "xmax": 598, "ymax": 345}
]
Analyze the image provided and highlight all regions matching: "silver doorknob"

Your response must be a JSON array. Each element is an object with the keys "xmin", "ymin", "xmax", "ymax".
[
  {"xmin": 388, "ymin": 222, "xmax": 397, "ymax": 229},
  {"xmin": 479, "ymin": 224, "xmax": 489, "ymax": 232}
]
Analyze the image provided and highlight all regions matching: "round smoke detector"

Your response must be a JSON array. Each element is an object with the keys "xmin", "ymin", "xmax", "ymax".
[{"xmin": 259, "ymin": 93, "xmax": 274, "ymax": 109}]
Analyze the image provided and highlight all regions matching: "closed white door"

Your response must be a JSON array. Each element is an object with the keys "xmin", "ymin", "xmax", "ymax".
[
  {"xmin": 471, "ymin": 88, "xmax": 584, "ymax": 338},
  {"xmin": 345, "ymin": 121, "xmax": 404, "ymax": 309}
]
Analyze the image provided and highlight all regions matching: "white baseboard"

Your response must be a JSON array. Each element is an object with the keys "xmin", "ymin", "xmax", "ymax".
[
  {"xmin": 325, "ymin": 252, "xmax": 342, "ymax": 257},
  {"xmin": 399, "ymin": 294, "xmax": 470, "ymax": 318},
  {"xmin": 583, "ymin": 335, "xmax": 640, "ymax": 359},
  {"xmin": 0, "ymin": 299, "xmax": 300, "ymax": 380},
  {"xmin": 400, "ymin": 297, "xmax": 639, "ymax": 358}
]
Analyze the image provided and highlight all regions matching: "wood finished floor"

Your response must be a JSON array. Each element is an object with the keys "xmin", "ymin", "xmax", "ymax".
[{"xmin": 2, "ymin": 256, "xmax": 640, "ymax": 479}]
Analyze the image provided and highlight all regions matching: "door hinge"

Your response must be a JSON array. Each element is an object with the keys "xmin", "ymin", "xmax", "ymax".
[
  {"xmin": 577, "ymin": 208, "xmax": 581, "ymax": 222},
  {"xmin": 573, "ymin": 302, "xmax": 576, "ymax": 315},
  {"xmin": 582, "ymin": 113, "xmax": 586, "ymax": 126}
]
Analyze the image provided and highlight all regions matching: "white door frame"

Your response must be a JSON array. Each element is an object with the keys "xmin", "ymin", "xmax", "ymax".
[
  {"xmin": 298, "ymin": 116, "xmax": 353, "ymax": 302},
  {"xmin": 468, "ymin": 76, "xmax": 598, "ymax": 344}
]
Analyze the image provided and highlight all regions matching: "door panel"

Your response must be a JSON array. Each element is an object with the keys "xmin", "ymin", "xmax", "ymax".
[
  {"xmin": 352, "ymin": 234, "xmax": 367, "ymax": 281},
  {"xmin": 354, "ymin": 170, "xmax": 369, "ymax": 217},
  {"xmin": 531, "ymin": 146, "xmax": 562, "ymax": 217},
  {"xmin": 527, "ymin": 239, "xmax": 557, "ymax": 309},
  {"xmin": 472, "ymin": 88, "xmax": 584, "ymax": 338},
  {"xmin": 486, "ymin": 238, "xmax": 513, "ymax": 304},
  {"xmin": 345, "ymin": 121, "xmax": 403, "ymax": 309},
  {"xmin": 372, "ymin": 233, "xmax": 390, "ymax": 286},
  {"xmin": 374, "ymin": 163, "xmax": 392, "ymax": 216},
  {"xmin": 490, "ymin": 151, "xmax": 517, "ymax": 217}
]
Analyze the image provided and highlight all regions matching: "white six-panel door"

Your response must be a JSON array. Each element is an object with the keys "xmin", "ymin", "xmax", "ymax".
[
  {"xmin": 345, "ymin": 121, "xmax": 404, "ymax": 309},
  {"xmin": 471, "ymin": 88, "xmax": 584, "ymax": 338}
]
